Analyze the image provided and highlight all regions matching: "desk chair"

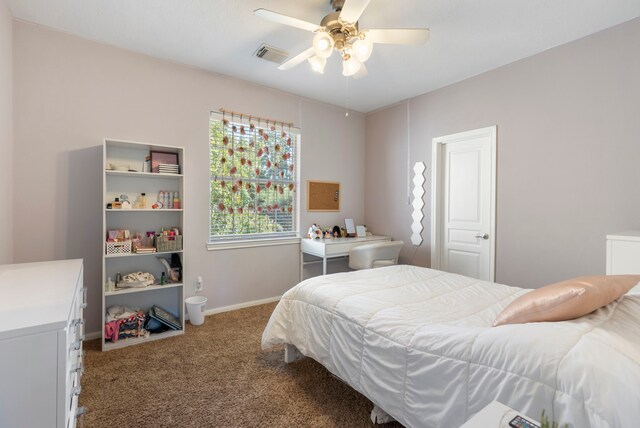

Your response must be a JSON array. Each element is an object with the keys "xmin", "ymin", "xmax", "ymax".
[{"xmin": 348, "ymin": 241, "xmax": 404, "ymax": 270}]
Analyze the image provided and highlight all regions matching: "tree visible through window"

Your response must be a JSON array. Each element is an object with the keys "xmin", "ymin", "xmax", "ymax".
[{"xmin": 209, "ymin": 112, "xmax": 298, "ymax": 241}]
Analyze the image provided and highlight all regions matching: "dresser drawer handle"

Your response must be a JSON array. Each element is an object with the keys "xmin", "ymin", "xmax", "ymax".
[
  {"xmin": 72, "ymin": 385, "xmax": 82, "ymax": 396},
  {"xmin": 80, "ymin": 287, "xmax": 88, "ymax": 309},
  {"xmin": 76, "ymin": 406, "xmax": 87, "ymax": 418},
  {"xmin": 72, "ymin": 362, "xmax": 84, "ymax": 375},
  {"xmin": 70, "ymin": 339, "xmax": 83, "ymax": 351},
  {"xmin": 76, "ymin": 321, "xmax": 85, "ymax": 338},
  {"xmin": 71, "ymin": 318, "xmax": 84, "ymax": 327}
]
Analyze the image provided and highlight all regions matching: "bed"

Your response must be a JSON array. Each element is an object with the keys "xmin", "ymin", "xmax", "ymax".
[{"xmin": 261, "ymin": 265, "xmax": 640, "ymax": 428}]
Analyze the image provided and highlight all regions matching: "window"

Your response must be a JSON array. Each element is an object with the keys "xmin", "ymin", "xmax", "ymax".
[{"xmin": 209, "ymin": 112, "xmax": 299, "ymax": 244}]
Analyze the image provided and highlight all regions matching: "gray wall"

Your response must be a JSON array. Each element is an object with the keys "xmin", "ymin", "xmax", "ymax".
[
  {"xmin": 0, "ymin": 0, "xmax": 12, "ymax": 264},
  {"xmin": 365, "ymin": 17, "xmax": 640, "ymax": 288},
  {"xmin": 12, "ymin": 22, "xmax": 366, "ymax": 334}
]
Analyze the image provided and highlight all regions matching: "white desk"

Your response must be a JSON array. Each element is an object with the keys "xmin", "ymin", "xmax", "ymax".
[
  {"xmin": 460, "ymin": 401, "xmax": 540, "ymax": 428},
  {"xmin": 300, "ymin": 235, "xmax": 391, "ymax": 278}
]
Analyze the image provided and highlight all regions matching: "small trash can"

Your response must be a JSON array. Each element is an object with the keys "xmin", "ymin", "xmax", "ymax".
[{"xmin": 185, "ymin": 296, "xmax": 207, "ymax": 326}]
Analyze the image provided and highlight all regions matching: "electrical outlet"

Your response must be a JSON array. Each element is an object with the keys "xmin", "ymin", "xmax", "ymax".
[{"xmin": 195, "ymin": 276, "xmax": 203, "ymax": 292}]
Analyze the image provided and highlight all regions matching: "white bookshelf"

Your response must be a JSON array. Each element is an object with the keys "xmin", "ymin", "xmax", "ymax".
[{"xmin": 102, "ymin": 138, "xmax": 185, "ymax": 351}]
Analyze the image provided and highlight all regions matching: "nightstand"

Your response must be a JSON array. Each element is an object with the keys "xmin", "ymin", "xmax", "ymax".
[
  {"xmin": 460, "ymin": 401, "xmax": 540, "ymax": 428},
  {"xmin": 606, "ymin": 230, "xmax": 640, "ymax": 274}
]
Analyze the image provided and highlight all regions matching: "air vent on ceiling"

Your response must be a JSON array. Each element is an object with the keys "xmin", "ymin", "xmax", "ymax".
[{"xmin": 254, "ymin": 44, "xmax": 289, "ymax": 65}]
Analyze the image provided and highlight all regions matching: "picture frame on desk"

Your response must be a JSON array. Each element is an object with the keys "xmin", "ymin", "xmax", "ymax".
[{"xmin": 345, "ymin": 218, "xmax": 356, "ymax": 237}]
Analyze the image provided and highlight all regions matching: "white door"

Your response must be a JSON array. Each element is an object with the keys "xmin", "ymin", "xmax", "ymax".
[{"xmin": 431, "ymin": 126, "xmax": 496, "ymax": 281}]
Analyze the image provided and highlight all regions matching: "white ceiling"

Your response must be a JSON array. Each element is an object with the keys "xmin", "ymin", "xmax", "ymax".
[{"xmin": 6, "ymin": 0, "xmax": 640, "ymax": 113}]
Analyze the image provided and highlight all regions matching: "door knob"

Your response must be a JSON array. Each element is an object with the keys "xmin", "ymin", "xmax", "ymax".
[{"xmin": 475, "ymin": 233, "xmax": 489, "ymax": 239}]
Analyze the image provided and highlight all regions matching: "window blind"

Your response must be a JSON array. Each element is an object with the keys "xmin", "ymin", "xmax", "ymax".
[{"xmin": 209, "ymin": 112, "xmax": 299, "ymax": 242}]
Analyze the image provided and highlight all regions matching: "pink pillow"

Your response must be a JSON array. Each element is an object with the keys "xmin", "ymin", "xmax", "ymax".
[{"xmin": 493, "ymin": 275, "xmax": 640, "ymax": 326}]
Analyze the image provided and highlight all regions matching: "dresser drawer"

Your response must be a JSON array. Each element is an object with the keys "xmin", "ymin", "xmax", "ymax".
[
  {"xmin": 67, "ymin": 393, "xmax": 78, "ymax": 428},
  {"xmin": 324, "ymin": 238, "xmax": 391, "ymax": 257},
  {"xmin": 66, "ymin": 388, "xmax": 87, "ymax": 428},
  {"xmin": 65, "ymin": 370, "xmax": 84, "ymax": 428},
  {"xmin": 64, "ymin": 288, "xmax": 85, "ymax": 428},
  {"xmin": 66, "ymin": 286, "xmax": 86, "ymax": 369},
  {"xmin": 65, "ymin": 348, "xmax": 83, "ymax": 411},
  {"xmin": 324, "ymin": 242, "xmax": 354, "ymax": 256}
]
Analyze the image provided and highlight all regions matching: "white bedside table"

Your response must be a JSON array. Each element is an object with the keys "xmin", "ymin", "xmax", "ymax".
[
  {"xmin": 606, "ymin": 230, "xmax": 640, "ymax": 274},
  {"xmin": 460, "ymin": 401, "xmax": 540, "ymax": 428}
]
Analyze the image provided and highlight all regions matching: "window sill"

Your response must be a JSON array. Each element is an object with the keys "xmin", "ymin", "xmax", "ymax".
[{"xmin": 207, "ymin": 236, "xmax": 301, "ymax": 251}]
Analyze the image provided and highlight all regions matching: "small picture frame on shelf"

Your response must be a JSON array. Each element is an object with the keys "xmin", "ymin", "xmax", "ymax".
[{"xmin": 150, "ymin": 151, "xmax": 179, "ymax": 173}]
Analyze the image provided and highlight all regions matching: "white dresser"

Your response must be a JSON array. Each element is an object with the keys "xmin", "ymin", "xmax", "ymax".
[
  {"xmin": 606, "ymin": 231, "xmax": 640, "ymax": 274},
  {"xmin": 0, "ymin": 259, "xmax": 86, "ymax": 428}
]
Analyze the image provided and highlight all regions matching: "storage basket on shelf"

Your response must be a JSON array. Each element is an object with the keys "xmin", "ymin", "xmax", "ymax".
[
  {"xmin": 156, "ymin": 235, "xmax": 183, "ymax": 252},
  {"xmin": 105, "ymin": 240, "xmax": 132, "ymax": 255}
]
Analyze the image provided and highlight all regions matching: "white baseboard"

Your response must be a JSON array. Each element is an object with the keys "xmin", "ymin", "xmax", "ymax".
[
  {"xmin": 200, "ymin": 295, "xmax": 281, "ymax": 318},
  {"xmin": 85, "ymin": 331, "xmax": 102, "ymax": 340},
  {"xmin": 87, "ymin": 296, "xmax": 283, "ymax": 338}
]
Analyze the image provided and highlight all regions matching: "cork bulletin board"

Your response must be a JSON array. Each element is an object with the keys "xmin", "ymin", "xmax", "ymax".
[{"xmin": 307, "ymin": 181, "xmax": 340, "ymax": 212}]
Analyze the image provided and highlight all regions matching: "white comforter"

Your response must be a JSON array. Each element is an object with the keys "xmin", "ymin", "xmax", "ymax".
[{"xmin": 262, "ymin": 265, "xmax": 640, "ymax": 428}]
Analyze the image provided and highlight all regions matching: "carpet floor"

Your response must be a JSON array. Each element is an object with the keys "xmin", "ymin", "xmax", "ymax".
[{"xmin": 79, "ymin": 302, "xmax": 404, "ymax": 427}]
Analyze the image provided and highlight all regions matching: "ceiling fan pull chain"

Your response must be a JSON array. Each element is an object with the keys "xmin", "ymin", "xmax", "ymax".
[{"xmin": 345, "ymin": 76, "xmax": 350, "ymax": 117}]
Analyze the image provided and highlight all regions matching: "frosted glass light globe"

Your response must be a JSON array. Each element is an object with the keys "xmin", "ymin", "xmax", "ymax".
[
  {"xmin": 353, "ymin": 36, "xmax": 373, "ymax": 63},
  {"xmin": 308, "ymin": 55, "xmax": 327, "ymax": 74},
  {"xmin": 342, "ymin": 56, "xmax": 362, "ymax": 76},
  {"xmin": 313, "ymin": 32, "xmax": 335, "ymax": 59}
]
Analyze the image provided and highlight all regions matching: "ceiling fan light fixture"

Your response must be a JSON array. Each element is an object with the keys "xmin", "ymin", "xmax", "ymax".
[
  {"xmin": 342, "ymin": 55, "xmax": 362, "ymax": 77},
  {"xmin": 313, "ymin": 31, "xmax": 335, "ymax": 58},
  {"xmin": 254, "ymin": 2, "xmax": 430, "ymax": 77},
  {"xmin": 308, "ymin": 55, "xmax": 327, "ymax": 74},
  {"xmin": 352, "ymin": 35, "xmax": 373, "ymax": 63}
]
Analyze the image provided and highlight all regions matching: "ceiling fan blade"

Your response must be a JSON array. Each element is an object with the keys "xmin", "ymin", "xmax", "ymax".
[
  {"xmin": 254, "ymin": 8, "xmax": 321, "ymax": 32},
  {"xmin": 278, "ymin": 47, "xmax": 316, "ymax": 70},
  {"xmin": 339, "ymin": 0, "xmax": 371, "ymax": 24},
  {"xmin": 366, "ymin": 28, "xmax": 430, "ymax": 45}
]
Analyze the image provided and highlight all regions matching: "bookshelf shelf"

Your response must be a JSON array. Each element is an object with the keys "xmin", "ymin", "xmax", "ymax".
[
  {"xmin": 105, "ymin": 250, "xmax": 183, "ymax": 259},
  {"xmin": 105, "ymin": 282, "xmax": 183, "ymax": 297},
  {"xmin": 102, "ymin": 329, "xmax": 183, "ymax": 351}
]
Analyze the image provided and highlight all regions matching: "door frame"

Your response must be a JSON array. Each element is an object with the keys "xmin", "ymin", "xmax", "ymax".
[{"xmin": 430, "ymin": 125, "xmax": 497, "ymax": 281}]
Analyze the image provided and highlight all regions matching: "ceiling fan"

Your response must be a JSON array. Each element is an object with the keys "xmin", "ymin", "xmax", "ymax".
[{"xmin": 254, "ymin": 0, "xmax": 430, "ymax": 77}]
